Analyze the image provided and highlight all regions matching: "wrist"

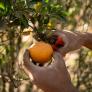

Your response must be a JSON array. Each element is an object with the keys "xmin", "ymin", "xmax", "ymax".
[
  {"xmin": 79, "ymin": 32, "xmax": 92, "ymax": 49},
  {"xmin": 56, "ymin": 81, "xmax": 78, "ymax": 92},
  {"xmin": 75, "ymin": 32, "xmax": 88, "ymax": 47},
  {"xmin": 64, "ymin": 82, "xmax": 78, "ymax": 92},
  {"xmin": 79, "ymin": 32, "xmax": 87, "ymax": 46}
]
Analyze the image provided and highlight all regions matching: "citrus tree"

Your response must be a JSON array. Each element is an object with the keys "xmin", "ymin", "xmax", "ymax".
[{"xmin": 0, "ymin": 0, "xmax": 69, "ymax": 91}]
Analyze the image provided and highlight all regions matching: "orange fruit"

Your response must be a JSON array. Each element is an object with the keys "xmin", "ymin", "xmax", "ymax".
[{"xmin": 29, "ymin": 42, "xmax": 53, "ymax": 64}]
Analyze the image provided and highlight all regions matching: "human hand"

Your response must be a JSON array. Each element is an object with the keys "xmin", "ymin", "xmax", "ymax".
[
  {"xmin": 54, "ymin": 30, "xmax": 84, "ymax": 55},
  {"xmin": 22, "ymin": 50, "xmax": 75, "ymax": 92}
]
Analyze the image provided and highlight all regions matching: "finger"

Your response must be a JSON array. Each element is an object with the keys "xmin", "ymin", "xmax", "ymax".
[
  {"xmin": 57, "ymin": 45, "xmax": 69, "ymax": 56},
  {"xmin": 23, "ymin": 49, "xmax": 37, "ymax": 69},
  {"xmin": 51, "ymin": 52, "xmax": 65, "ymax": 67},
  {"xmin": 23, "ymin": 49, "xmax": 30, "ymax": 62},
  {"xmin": 51, "ymin": 52, "xmax": 71, "ymax": 80}
]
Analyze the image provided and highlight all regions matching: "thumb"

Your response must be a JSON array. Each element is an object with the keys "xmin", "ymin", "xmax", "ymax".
[
  {"xmin": 23, "ymin": 49, "xmax": 37, "ymax": 70},
  {"xmin": 22, "ymin": 49, "xmax": 38, "ymax": 81}
]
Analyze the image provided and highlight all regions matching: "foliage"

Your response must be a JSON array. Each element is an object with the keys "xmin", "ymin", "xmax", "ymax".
[{"xmin": 0, "ymin": 0, "xmax": 70, "ymax": 68}]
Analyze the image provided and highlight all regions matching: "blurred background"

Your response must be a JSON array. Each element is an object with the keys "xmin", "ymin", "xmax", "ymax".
[{"xmin": 0, "ymin": 0, "xmax": 92, "ymax": 92}]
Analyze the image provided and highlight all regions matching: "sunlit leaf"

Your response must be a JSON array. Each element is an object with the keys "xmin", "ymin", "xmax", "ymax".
[
  {"xmin": 0, "ymin": 2, "xmax": 5, "ymax": 10},
  {"xmin": 44, "ymin": 0, "xmax": 49, "ymax": 3},
  {"xmin": 0, "ymin": 0, "xmax": 11, "ymax": 16}
]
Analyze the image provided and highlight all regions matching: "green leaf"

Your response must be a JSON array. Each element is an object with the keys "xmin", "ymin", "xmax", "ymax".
[
  {"xmin": 41, "ymin": 7, "xmax": 48, "ymax": 15},
  {"xmin": 61, "ymin": 11, "xmax": 70, "ymax": 16},
  {"xmin": 0, "ymin": 0, "xmax": 11, "ymax": 16},
  {"xmin": 44, "ymin": 0, "xmax": 49, "ymax": 3},
  {"xmin": 19, "ymin": 15, "xmax": 28, "ymax": 29},
  {"xmin": 60, "ymin": 15, "xmax": 67, "ymax": 23},
  {"xmin": 43, "ymin": 15, "xmax": 49, "ymax": 24},
  {"xmin": 30, "ymin": 0, "xmax": 42, "ymax": 2},
  {"xmin": 0, "ymin": 2, "xmax": 5, "ymax": 10}
]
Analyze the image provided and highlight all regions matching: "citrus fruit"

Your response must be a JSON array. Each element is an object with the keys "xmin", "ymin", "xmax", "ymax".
[{"xmin": 29, "ymin": 42, "xmax": 53, "ymax": 64}]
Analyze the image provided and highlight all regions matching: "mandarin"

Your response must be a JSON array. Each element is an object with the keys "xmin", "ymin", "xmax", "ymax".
[{"xmin": 29, "ymin": 42, "xmax": 53, "ymax": 64}]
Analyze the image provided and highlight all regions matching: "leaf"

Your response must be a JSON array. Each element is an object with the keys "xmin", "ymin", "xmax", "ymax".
[
  {"xmin": 41, "ymin": 7, "xmax": 48, "ymax": 15},
  {"xmin": 44, "ymin": 0, "xmax": 49, "ymax": 3},
  {"xmin": 61, "ymin": 11, "xmax": 70, "ymax": 16},
  {"xmin": 0, "ymin": 0, "xmax": 11, "ymax": 16},
  {"xmin": 0, "ymin": 2, "xmax": 5, "ymax": 10},
  {"xmin": 30, "ymin": 0, "xmax": 42, "ymax": 2},
  {"xmin": 36, "ymin": 28, "xmax": 43, "ymax": 32},
  {"xmin": 43, "ymin": 15, "xmax": 49, "ymax": 24},
  {"xmin": 60, "ymin": 15, "xmax": 67, "ymax": 23},
  {"xmin": 19, "ymin": 15, "xmax": 28, "ymax": 29}
]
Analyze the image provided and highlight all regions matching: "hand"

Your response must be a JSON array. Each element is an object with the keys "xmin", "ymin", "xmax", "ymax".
[
  {"xmin": 54, "ymin": 30, "xmax": 84, "ymax": 55},
  {"xmin": 22, "ymin": 50, "xmax": 75, "ymax": 92}
]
